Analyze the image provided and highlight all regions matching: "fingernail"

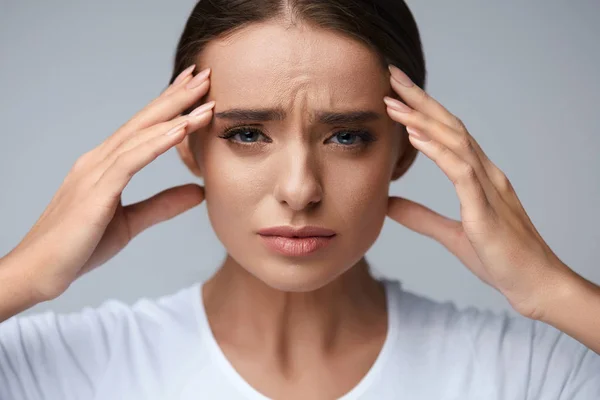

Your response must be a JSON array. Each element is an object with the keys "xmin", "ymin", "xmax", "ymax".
[
  {"xmin": 384, "ymin": 96, "xmax": 412, "ymax": 113},
  {"xmin": 166, "ymin": 121, "xmax": 189, "ymax": 136},
  {"xmin": 173, "ymin": 65, "xmax": 196, "ymax": 85},
  {"xmin": 406, "ymin": 127, "xmax": 430, "ymax": 142},
  {"xmin": 186, "ymin": 68, "xmax": 211, "ymax": 90},
  {"xmin": 388, "ymin": 65, "xmax": 414, "ymax": 88},
  {"xmin": 189, "ymin": 101, "xmax": 216, "ymax": 117}
]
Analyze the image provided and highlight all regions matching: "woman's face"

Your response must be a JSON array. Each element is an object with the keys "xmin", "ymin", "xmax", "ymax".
[{"xmin": 188, "ymin": 21, "xmax": 407, "ymax": 292}]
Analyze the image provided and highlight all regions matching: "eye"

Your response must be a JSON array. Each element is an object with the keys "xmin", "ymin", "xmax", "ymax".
[
  {"xmin": 218, "ymin": 127, "xmax": 271, "ymax": 143},
  {"xmin": 326, "ymin": 130, "xmax": 376, "ymax": 146}
]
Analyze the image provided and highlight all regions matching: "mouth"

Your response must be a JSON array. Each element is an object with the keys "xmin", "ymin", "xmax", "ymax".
[{"xmin": 257, "ymin": 226, "xmax": 337, "ymax": 256}]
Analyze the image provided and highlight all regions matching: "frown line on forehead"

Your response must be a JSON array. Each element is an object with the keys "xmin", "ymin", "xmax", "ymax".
[{"xmin": 214, "ymin": 108, "xmax": 382, "ymax": 125}]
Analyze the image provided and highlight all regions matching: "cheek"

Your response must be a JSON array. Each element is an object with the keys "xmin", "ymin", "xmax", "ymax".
[
  {"xmin": 324, "ymin": 152, "xmax": 392, "ymax": 233},
  {"xmin": 196, "ymin": 132, "xmax": 395, "ymax": 257},
  {"xmin": 198, "ymin": 137, "xmax": 268, "ymax": 230}
]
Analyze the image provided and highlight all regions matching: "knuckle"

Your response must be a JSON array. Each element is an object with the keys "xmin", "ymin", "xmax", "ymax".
[
  {"xmin": 148, "ymin": 144, "xmax": 163, "ymax": 160},
  {"xmin": 119, "ymin": 119, "xmax": 135, "ymax": 133},
  {"xmin": 163, "ymin": 116, "xmax": 187, "ymax": 131},
  {"xmin": 416, "ymin": 89, "xmax": 430, "ymax": 104},
  {"xmin": 71, "ymin": 158, "xmax": 86, "ymax": 173},
  {"xmin": 456, "ymin": 163, "xmax": 478, "ymax": 185},
  {"xmin": 139, "ymin": 141, "xmax": 161, "ymax": 165},
  {"xmin": 452, "ymin": 115, "xmax": 466, "ymax": 130},
  {"xmin": 71, "ymin": 150, "xmax": 94, "ymax": 172},
  {"xmin": 437, "ymin": 144, "xmax": 453, "ymax": 163},
  {"xmin": 456, "ymin": 134, "xmax": 473, "ymax": 152},
  {"xmin": 493, "ymin": 169, "xmax": 512, "ymax": 192},
  {"xmin": 112, "ymin": 154, "xmax": 133, "ymax": 177}
]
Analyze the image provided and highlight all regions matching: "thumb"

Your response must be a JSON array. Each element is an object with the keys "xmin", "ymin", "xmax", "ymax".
[
  {"xmin": 387, "ymin": 196, "xmax": 461, "ymax": 246},
  {"xmin": 124, "ymin": 184, "xmax": 205, "ymax": 238}
]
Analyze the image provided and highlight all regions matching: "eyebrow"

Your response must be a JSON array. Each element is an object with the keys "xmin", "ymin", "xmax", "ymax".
[{"xmin": 214, "ymin": 108, "xmax": 382, "ymax": 125}]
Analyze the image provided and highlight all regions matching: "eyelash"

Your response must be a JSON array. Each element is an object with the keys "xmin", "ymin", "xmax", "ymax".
[{"xmin": 218, "ymin": 125, "xmax": 377, "ymax": 150}]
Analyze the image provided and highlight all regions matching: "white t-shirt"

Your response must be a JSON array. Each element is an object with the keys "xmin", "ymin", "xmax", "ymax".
[{"xmin": 0, "ymin": 279, "xmax": 598, "ymax": 399}]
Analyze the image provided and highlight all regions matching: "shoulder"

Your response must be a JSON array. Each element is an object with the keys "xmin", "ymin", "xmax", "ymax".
[
  {"xmin": 0, "ymin": 282, "xmax": 204, "ymax": 372},
  {"xmin": 0, "ymin": 283, "xmax": 204, "ymax": 399},
  {"xmin": 391, "ymin": 281, "xmax": 594, "ymax": 357},
  {"xmin": 2, "ymin": 282, "xmax": 201, "ymax": 338},
  {"xmin": 383, "ymin": 280, "xmax": 600, "ymax": 397}
]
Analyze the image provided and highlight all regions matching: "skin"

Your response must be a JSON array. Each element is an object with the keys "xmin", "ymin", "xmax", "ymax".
[
  {"xmin": 0, "ymin": 6, "xmax": 597, "ymax": 400},
  {"xmin": 176, "ymin": 20, "xmax": 412, "ymax": 398},
  {"xmin": 177, "ymin": 18, "xmax": 600, "ymax": 396}
]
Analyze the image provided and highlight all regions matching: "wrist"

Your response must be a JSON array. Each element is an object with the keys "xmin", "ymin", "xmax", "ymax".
[
  {"xmin": 534, "ymin": 264, "xmax": 591, "ymax": 324},
  {"xmin": 0, "ymin": 251, "xmax": 46, "ymax": 321},
  {"xmin": 505, "ymin": 261, "xmax": 580, "ymax": 321},
  {"xmin": 1, "ymin": 249, "xmax": 50, "ymax": 303},
  {"xmin": 530, "ymin": 264, "xmax": 600, "ymax": 353}
]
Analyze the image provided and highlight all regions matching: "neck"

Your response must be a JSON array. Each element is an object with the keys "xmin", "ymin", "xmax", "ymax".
[{"xmin": 202, "ymin": 255, "xmax": 387, "ymax": 357}]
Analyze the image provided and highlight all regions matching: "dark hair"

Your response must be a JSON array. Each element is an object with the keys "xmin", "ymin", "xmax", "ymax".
[
  {"xmin": 169, "ymin": 0, "xmax": 426, "ymax": 88},
  {"xmin": 169, "ymin": 0, "xmax": 425, "ymax": 173}
]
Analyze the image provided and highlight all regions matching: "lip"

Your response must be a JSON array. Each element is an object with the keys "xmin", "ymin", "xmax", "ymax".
[
  {"xmin": 257, "ymin": 226, "xmax": 336, "ymax": 238},
  {"xmin": 257, "ymin": 226, "xmax": 336, "ymax": 257}
]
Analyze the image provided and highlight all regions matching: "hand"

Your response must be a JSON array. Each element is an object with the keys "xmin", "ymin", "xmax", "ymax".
[
  {"xmin": 383, "ymin": 64, "xmax": 575, "ymax": 320},
  {"xmin": 7, "ymin": 65, "xmax": 215, "ymax": 301}
]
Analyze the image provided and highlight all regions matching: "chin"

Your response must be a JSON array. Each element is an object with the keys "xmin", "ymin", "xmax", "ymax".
[
  {"xmin": 217, "ymin": 226, "xmax": 381, "ymax": 292},
  {"xmin": 253, "ymin": 259, "xmax": 350, "ymax": 292}
]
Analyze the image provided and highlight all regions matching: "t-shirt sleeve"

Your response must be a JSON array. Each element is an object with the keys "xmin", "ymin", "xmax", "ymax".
[
  {"xmin": 0, "ymin": 304, "xmax": 120, "ymax": 400},
  {"xmin": 527, "ymin": 319, "xmax": 600, "ymax": 399},
  {"xmin": 463, "ymin": 307, "xmax": 600, "ymax": 399}
]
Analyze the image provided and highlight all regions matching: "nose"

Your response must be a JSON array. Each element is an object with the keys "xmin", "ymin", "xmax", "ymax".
[{"xmin": 273, "ymin": 147, "xmax": 323, "ymax": 211}]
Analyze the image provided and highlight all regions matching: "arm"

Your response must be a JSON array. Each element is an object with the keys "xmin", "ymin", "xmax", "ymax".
[
  {"xmin": 0, "ymin": 252, "xmax": 46, "ymax": 323},
  {"xmin": 383, "ymin": 65, "xmax": 600, "ymax": 357},
  {"xmin": 0, "ymin": 65, "xmax": 211, "ymax": 322},
  {"xmin": 538, "ymin": 267, "xmax": 600, "ymax": 355}
]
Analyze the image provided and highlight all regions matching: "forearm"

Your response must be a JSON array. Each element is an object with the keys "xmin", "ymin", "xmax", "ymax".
[
  {"xmin": 538, "ymin": 267, "xmax": 600, "ymax": 354},
  {"xmin": 0, "ymin": 252, "xmax": 44, "ymax": 323}
]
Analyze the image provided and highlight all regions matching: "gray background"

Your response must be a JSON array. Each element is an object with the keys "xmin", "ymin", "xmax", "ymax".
[{"xmin": 1, "ymin": 1, "xmax": 598, "ymax": 316}]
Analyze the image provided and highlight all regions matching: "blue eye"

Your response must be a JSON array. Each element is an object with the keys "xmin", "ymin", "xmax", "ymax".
[
  {"xmin": 234, "ymin": 130, "xmax": 260, "ymax": 142},
  {"xmin": 328, "ymin": 131, "xmax": 375, "ymax": 146},
  {"xmin": 219, "ymin": 127, "xmax": 375, "ymax": 148},
  {"xmin": 219, "ymin": 127, "xmax": 269, "ymax": 143},
  {"xmin": 331, "ymin": 132, "xmax": 359, "ymax": 145}
]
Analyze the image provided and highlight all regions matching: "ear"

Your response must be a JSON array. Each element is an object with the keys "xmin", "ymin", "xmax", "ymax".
[
  {"xmin": 175, "ymin": 135, "xmax": 203, "ymax": 178},
  {"xmin": 391, "ymin": 126, "xmax": 418, "ymax": 181}
]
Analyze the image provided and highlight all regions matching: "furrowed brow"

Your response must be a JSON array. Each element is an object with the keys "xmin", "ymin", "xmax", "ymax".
[
  {"xmin": 214, "ymin": 108, "xmax": 286, "ymax": 122},
  {"xmin": 316, "ymin": 111, "xmax": 381, "ymax": 125},
  {"xmin": 214, "ymin": 108, "xmax": 382, "ymax": 125}
]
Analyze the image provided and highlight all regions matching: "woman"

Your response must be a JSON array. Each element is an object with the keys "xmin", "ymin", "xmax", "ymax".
[{"xmin": 0, "ymin": 0, "xmax": 598, "ymax": 399}]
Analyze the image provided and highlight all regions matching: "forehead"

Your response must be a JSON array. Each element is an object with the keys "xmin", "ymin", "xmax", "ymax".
[{"xmin": 198, "ymin": 21, "xmax": 389, "ymax": 108}]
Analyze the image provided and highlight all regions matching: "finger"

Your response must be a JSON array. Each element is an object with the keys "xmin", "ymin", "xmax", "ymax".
[
  {"xmin": 384, "ymin": 98, "xmax": 482, "ymax": 169},
  {"xmin": 94, "ymin": 121, "xmax": 191, "ymax": 199},
  {"xmin": 163, "ymin": 64, "xmax": 196, "ymax": 96},
  {"xmin": 102, "ymin": 67, "xmax": 211, "ymax": 153},
  {"xmin": 387, "ymin": 66, "xmax": 518, "ymax": 205},
  {"xmin": 388, "ymin": 65, "xmax": 463, "ymax": 131},
  {"xmin": 388, "ymin": 65, "xmax": 490, "ymax": 179},
  {"xmin": 387, "ymin": 196, "xmax": 498, "ymax": 286},
  {"xmin": 148, "ymin": 64, "xmax": 196, "ymax": 103},
  {"xmin": 387, "ymin": 196, "xmax": 461, "ymax": 243},
  {"xmin": 141, "ymin": 69, "xmax": 195, "ymax": 112},
  {"xmin": 397, "ymin": 129, "xmax": 495, "ymax": 225},
  {"xmin": 92, "ymin": 100, "xmax": 215, "ymax": 183},
  {"xmin": 124, "ymin": 183, "xmax": 204, "ymax": 238},
  {"xmin": 385, "ymin": 102, "xmax": 508, "ymax": 212},
  {"xmin": 384, "ymin": 96, "xmax": 522, "ymax": 215},
  {"xmin": 466, "ymin": 139, "xmax": 524, "ymax": 211},
  {"xmin": 127, "ymin": 67, "xmax": 211, "ymax": 131},
  {"xmin": 105, "ymin": 101, "xmax": 215, "ymax": 165},
  {"xmin": 385, "ymin": 102, "xmax": 490, "ymax": 189}
]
